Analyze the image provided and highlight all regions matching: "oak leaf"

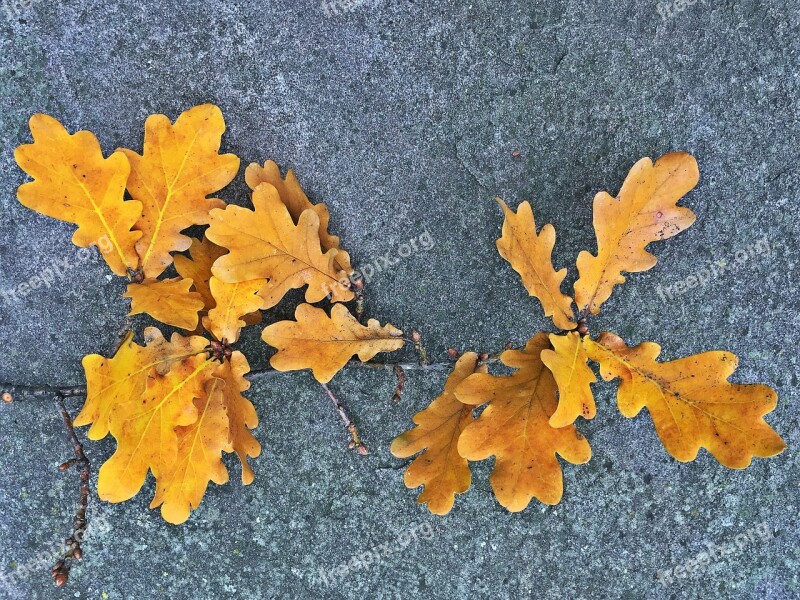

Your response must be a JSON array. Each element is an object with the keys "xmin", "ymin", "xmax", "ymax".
[
  {"xmin": 96, "ymin": 331, "xmax": 214, "ymax": 503},
  {"xmin": 148, "ymin": 352, "xmax": 261, "ymax": 523},
  {"xmin": 583, "ymin": 332, "xmax": 786, "ymax": 468},
  {"xmin": 173, "ymin": 237, "xmax": 261, "ymax": 331},
  {"xmin": 150, "ymin": 376, "xmax": 230, "ymax": 524},
  {"xmin": 124, "ymin": 278, "xmax": 205, "ymax": 330},
  {"xmin": 573, "ymin": 152, "xmax": 699, "ymax": 315},
  {"xmin": 454, "ymin": 333, "xmax": 591, "ymax": 511},
  {"xmin": 245, "ymin": 160, "xmax": 352, "ymax": 272},
  {"xmin": 173, "ymin": 236, "xmax": 228, "ymax": 311},
  {"xmin": 120, "ymin": 104, "xmax": 240, "ymax": 278},
  {"xmin": 202, "ymin": 277, "xmax": 264, "ymax": 343},
  {"xmin": 261, "ymin": 303, "xmax": 404, "ymax": 383},
  {"xmin": 14, "ymin": 114, "xmax": 142, "ymax": 276},
  {"xmin": 391, "ymin": 353, "xmax": 485, "ymax": 515},
  {"xmin": 541, "ymin": 331, "xmax": 597, "ymax": 427},
  {"xmin": 75, "ymin": 328, "xmax": 208, "ymax": 440},
  {"xmin": 206, "ymin": 183, "xmax": 354, "ymax": 309},
  {"xmin": 496, "ymin": 199, "xmax": 575, "ymax": 330},
  {"xmin": 215, "ymin": 351, "xmax": 261, "ymax": 484}
]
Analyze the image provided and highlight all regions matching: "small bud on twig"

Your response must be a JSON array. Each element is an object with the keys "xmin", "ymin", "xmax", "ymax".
[{"xmin": 391, "ymin": 365, "xmax": 406, "ymax": 403}]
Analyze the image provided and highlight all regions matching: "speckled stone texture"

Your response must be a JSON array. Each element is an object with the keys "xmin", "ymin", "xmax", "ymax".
[{"xmin": 0, "ymin": 0, "xmax": 798, "ymax": 598}]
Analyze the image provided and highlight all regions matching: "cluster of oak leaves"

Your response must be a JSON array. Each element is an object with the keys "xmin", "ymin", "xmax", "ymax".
[{"xmin": 15, "ymin": 104, "xmax": 785, "ymax": 525}]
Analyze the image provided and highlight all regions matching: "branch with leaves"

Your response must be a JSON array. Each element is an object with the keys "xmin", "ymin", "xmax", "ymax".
[
  {"xmin": 14, "ymin": 104, "xmax": 406, "ymax": 528},
  {"xmin": 11, "ymin": 105, "xmax": 786, "ymax": 585},
  {"xmin": 392, "ymin": 152, "xmax": 786, "ymax": 514}
]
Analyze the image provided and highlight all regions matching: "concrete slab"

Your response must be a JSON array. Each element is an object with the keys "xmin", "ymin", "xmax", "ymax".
[{"xmin": 0, "ymin": 0, "xmax": 798, "ymax": 598}]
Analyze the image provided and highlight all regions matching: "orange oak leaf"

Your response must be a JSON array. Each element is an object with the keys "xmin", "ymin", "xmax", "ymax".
[
  {"xmin": 150, "ymin": 376, "xmax": 230, "ymax": 525},
  {"xmin": 455, "ymin": 333, "xmax": 591, "ymax": 511},
  {"xmin": 206, "ymin": 183, "xmax": 354, "ymax": 309},
  {"xmin": 173, "ymin": 236, "xmax": 228, "ymax": 311},
  {"xmin": 97, "ymin": 334, "xmax": 215, "ymax": 503},
  {"xmin": 573, "ymin": 152, "xmax": 699, "ymax": 315},
  {"xmin": 202, "ymin": 277, "xmax": 264, "ymax": 343},
  {"xmin": 583, "ymin": 332, "xmax": 786, "ymax": 468},
  {"xmin": 143, "ymin": 352, "xmax": 260, "ymax": 524},
  {"xmin": 14, "ymin": 114, "xmax": 142, "ymax": 276},
  {"xmin": 261, "ymin": 303, "xmax": 404, "ymax": 383},
  {"xmin": 215, "ymin": 351, "xmax": 261, "ymax": 484},
  {"xmin": 390, "ymin": 353, "xmax": 486, "ymax": 515},
  {"xmin": 245, "ymin": 160, "xmax": 352, "ymax": 272},
  {"xmin": 496, "ymin": 199, "xmax": 575, "ymax": 330},
  {"xmin": 541, "ymin": 332, "xmax": 597, "ymax": 427},
  {"xmin": 124, "ymin": 278, "xmax": 205, "ymax": 330},
  {"xmin": 173, "ymin": 237, "xmax": 261, "ymax": 332},
  {"xmin": 120, "ymin": 104, "xmax": 240, "ymax": 278}
]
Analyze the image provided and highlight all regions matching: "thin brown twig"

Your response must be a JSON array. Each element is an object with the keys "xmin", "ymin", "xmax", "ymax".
[
  {"xmin": 320, "ymin": 383, "xmax": 368, "ymax": 455},
  {"xmin": 52, "ymin": 394, "xmax": 90, "ymax": 587},
  {"xmin": 1, "ymin": 354, "xmax": 512, "ymax": 400}
]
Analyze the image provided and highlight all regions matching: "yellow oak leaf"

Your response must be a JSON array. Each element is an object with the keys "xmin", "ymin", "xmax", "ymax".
[
  {"xmin": 261, "ymin": 303, "xmax": 404, "ymax": 383},
  {"xmin": 174, "ymin": 236, "xmax": 228, "ymax": 311},
  {"xmin": 174, "ymin": 237, "xmax": 261, "ymax": 332},
  {"xmin": 150, "ymin": 376, "xmax": 230, "ymax": 525},
  {"xmin": 206, "ymin": 183, "xmax": 354, "ymax": 309},
  {"xmin": 148, "ymin": 351, "xmax": 260, "ymax": 524},
  {"xmin": 120, "ymin": 104, "xmax": 240, "ymax": 278},
  {"xmin": 75, "ymin": 328, "xmax": 206, "ymax": 439},
  {"xmin": 573, "ymin": 152, "xmax": 699, "ymax": 315},
  {"xmin": 215, "ymin": 352, "xmax": 261, "ymax": 484},
  {"xmin": 124, "ymin": 278, "xmax": 204, "ymax": 330},
  {"xmin": 541, "ymin": 332, "xmax": 597, "ymax": 427},
  {"xmin": 496, "ymin": 199, "xmax": 575, "ymax": 330},
  {"xmin": 97, "ymin": 334, "xmax": 214, "ymax": 503},
  {"xmin": 583, "ymin": 332, "xmax": 786, "ymax": 468},
  {"xmin": 14, "ymin": 114, "xmax": 142, "ymax": 276},
  {"xmin": 391, "ymin": 353, "xmax": 486, "ymax": 515},
  {"xmin": 454, "ymin": 333, "xmax": 591, "ymax": 511},
  {"xmin": 202, "ymin": 277, "xmax": 264, "ymax": 343},
  {"xmin": 245, "ymin": 160, "xmax": 352, "ymax": 272}
]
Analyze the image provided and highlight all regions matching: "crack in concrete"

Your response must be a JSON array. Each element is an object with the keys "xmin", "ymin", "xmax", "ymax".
[{"xmin": 0, "ymin": 360, "xmax": 459, "ymax": 397}]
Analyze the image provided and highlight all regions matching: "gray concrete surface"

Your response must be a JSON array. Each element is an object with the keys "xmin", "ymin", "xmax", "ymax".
[{"xmin": 0, "ymin": 0, "xmax": 798, "ymax": 598}]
